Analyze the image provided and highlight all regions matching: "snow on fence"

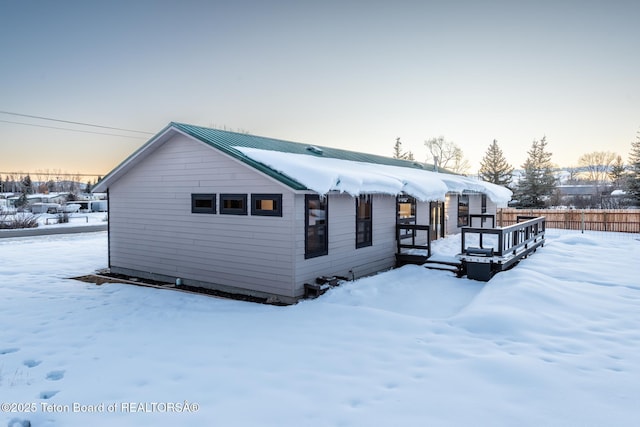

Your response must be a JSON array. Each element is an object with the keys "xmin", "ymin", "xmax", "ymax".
[{"xmin": 497, "ymin": 209, "xmax": 640, "ymax": 233}]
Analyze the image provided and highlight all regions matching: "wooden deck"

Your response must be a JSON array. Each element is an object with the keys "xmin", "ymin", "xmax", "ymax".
[
  {"xmin": 457, "ymin": 216, "xmax": 546, "ymax": 281},
  {"xmin": 394, "ymin": 216, "xmax": 546, "ymax": 281}
]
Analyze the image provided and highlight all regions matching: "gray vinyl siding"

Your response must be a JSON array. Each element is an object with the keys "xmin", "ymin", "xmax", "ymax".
[
  {"xmin": 292, "ymin": 193, "xmax": 399, "ymax": 296},
  {"xmin": 445, "ymin": 194, "xmax": 459, "ymax": 235},
  {"xmin": 445, "ymin": 193, "xmax": 498, "ymax": 233},
  {"xmin": 468, "ymin": 194, "xmax": 498, "ymax": 227},
  {"xmin": 415, "ymin": 199, "xmax": 431, "ymax": 245},
  {"xmin": 108, "ymin": 133, "xmax": 298, "ymax": 298}
]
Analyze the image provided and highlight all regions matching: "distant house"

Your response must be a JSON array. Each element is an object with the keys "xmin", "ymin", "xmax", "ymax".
[
  {"xmin": 6, "ymin": 193, "xmax": 69, "ymax": 209},
  {"xmin": 557, "ymin": 184, "xmax": 615, "ymax": 208},
  {"xmin": 94, "ymin": 123, "xmax": 511, "ymax": 303}
]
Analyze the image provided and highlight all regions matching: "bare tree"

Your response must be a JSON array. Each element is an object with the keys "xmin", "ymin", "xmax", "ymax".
[
  {"xmin": 451, "ymin": 154, "xmax": 471, "ymax": 175},
  {"xmin": 565, "ymin": 166, "xmax": 581, "ymax": 184},
  {"xmin": 424, "ymin": 136, "xmax": 470, "ymax": 174},
  {"xmin": 577, "ymin": 151, "xmax": 616, "ymax": 184}
]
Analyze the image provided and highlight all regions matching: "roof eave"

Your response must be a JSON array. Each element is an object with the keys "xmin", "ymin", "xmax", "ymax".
[
  {"xmin": 171, "ymin": 123, "xmax": 309, "ymax": 191},
  {"xmin": 93, "ymin": 123, "xmax": 310, "ymax": 193},
  {"xmin": 92, "ymin": 124, "xmax": 176, "ymax": 193}
]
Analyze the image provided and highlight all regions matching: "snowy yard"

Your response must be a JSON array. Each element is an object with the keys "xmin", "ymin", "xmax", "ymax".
[{"xmin": 1, "ymin": 230, "xmax": 639, "ymax": 426}]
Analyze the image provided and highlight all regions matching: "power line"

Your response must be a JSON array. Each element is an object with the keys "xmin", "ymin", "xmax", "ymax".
[
  {"xmin": 0, "ymin": 110, "xmax": 154, "ymax": 134},
  {"xmin": 0, "ymin": 171, "xmax": 105, "ymax": 178},
  {"xmin": 0, "ymin": 119, "xmax": 148, "ymax": 139}
]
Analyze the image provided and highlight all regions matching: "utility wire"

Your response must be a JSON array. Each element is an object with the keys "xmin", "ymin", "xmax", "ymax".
[
  {"xmin": 0, "ymin": 119, "xmax": 148, "ymax": 139},
  {"xmin": 0, "ymin": 110, "xmax": 154, "ymax": 134},
  {"xmin": 0, "ymin": 171, "xmax": 105, "ymax": 178}
]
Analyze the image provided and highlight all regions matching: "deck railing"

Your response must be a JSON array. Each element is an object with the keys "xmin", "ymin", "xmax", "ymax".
[
  {"xmin": 461, "ymin": 216, "xmax": 546, "ymax": 257},
  {"xmin": 396, "ymin": 223, "xmax": 431, "ymax": 258},
  {"xmin": 469, "ymin": 214, "xmax": 496, "ymax": 228}
]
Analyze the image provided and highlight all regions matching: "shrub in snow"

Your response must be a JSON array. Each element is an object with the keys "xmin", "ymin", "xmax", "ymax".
[
  {"xmin": 0, "ymin": 212, "xmax": 39, "ymax": 229},
  {"xmin": 56, "ymin": 212, "xmax": 70, "ymax": 224}
]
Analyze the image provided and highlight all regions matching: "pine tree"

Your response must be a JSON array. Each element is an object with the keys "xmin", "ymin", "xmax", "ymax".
[
  {"xmin": 392, "ymin": 138, "xmax": 414, "ymax": 160},
  {"xmin": 479, "ymin": 139, "xmax": 513, "ymax": 188},
  {"xmin": 628, "ymin": 131, "xmax": 640, "ymax": 203},
  {"xmin": 393, "ymin": 138, "xmax": 403, "ymax": 158},
  {"xmin": 609, "ymin": 155, "xmax": 626, "ymax": 189},
  {"xmin": 515, "ymin": 137, "xmax": 556, "ymax": 208},
  {"xmin": 15, "ymin": 191, "xmax": 29, "ymax": 210},
  {"xmin": 21, "ymin": 175, "xmax": 34, "ymax": 194}
]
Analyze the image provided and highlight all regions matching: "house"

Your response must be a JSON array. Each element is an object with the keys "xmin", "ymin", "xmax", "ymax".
[{"xmin": 93, "ymin": 123, "xmax": 511, "ymax": 303}]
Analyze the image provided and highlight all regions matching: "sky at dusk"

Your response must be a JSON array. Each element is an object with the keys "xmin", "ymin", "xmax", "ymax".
[{"xmin": 1, "ymin": 0, "xmax": 638, "ymax": 178}]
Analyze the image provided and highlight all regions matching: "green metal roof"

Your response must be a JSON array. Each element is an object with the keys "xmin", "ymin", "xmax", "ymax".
[{"xmin": 171, "ymin": 122, "xmax": 441, "ymax": 191}]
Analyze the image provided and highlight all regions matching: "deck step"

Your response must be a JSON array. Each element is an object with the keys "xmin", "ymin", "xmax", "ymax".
[
  {"xmin": 422, "ymin": 260, "xmax": 463, "ymax": 276},
  {"xmin": 423, "ymin": 259, "xmax": 462, "ymax": 268}
]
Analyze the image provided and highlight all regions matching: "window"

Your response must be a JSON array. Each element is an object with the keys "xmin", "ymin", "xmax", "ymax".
[
  {"xmin": 191, "ymin": 193, "xmax": 216, "ymax": 214},
  {"xmin": 305, "ymin": 194, "xmax": 328, "ymax": 258},
  {"xmin": 397, "ymin": 195, "xmax": 416, "ymax": 222},
  {"xmin": 481, "ymin": 194, "xmax": 488, "ymax": 226},
  {"xmin": 397, "ymin": 195, "xmax": 416, "ymax": 239},
  {"xmin": 356, "ymin": 195, "xmax": 372, "ymax": 248},
  {"xmin": 220, "ymin": 194, "xmax": 247, "ymax": 215},
  {"xmin": 458, "ymin": 194, "xmax": 469, "ymax": 227},
  {"xmin": 251, "ymin": 194, "xmax": 283, "ymax": 217}
]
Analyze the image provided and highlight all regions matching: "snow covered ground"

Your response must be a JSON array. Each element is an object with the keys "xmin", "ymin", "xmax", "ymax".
[{"xmin": 1, "ymin": 230, "xmax": 639, "ymax": 426}]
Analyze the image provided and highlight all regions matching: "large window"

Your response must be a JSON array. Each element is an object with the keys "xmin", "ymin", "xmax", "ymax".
[
  {"xmin": 356, "ymin": 195, "xmax": 372, "ymax": 248},
  {"xmin": 305, "ymin": 195, "xmax": 328, "ymax": 259},
  {"xmin": 220, "ymin": 194, "xmax": 247, "ymax": 215},
  {"xmin": 251, "ymin": 194, "xmax": 283, "ymax": 217},
  {"xmin": 458, "ymin": 194, "xmax": 469, "ymax": 227},
  {"xmin": 191, "ymin": 193, "xmax": 216, "ymax": 214}
]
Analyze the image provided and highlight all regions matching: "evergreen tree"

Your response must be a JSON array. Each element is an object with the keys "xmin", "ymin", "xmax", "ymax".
[
  {"xmin": 608, "ymin": 155, "xmax": 626, "ymax": 189},
  {"xmin": 628, "ymin": 131, "xmax": 640, "ymax": 203},
  {"xmin": 393, "ymin": 138, "xmax": 403, "ymax": 158},
  {"xmin": 15, "ymin": 191, "xmax": 29, "ymax": 210},
  {"xmin": 21, "ymin": 175, "xmax": 34, "ymax": 194},
  {"xmin": 515, "ymin": 137, "xmax": 556, "ymax": 208},
  {"xmin": 479, "ymin": 139, "xmax": 513, "ymax": 188},
  {"xmin": 392, "ymin": 138, "xmax": 414, "ymax": 161}
]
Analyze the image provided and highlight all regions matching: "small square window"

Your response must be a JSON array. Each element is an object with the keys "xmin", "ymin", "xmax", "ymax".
[
  {"xmin": 220, "ymin": 194, "xmax": 248, "ymax": 215},
  {"xmin": 251, "ymin": 194, "xmax": 283, "ymax": 217},
  {"xmin": 192, "ymin": 194, "xmax": 216, "ymax": 214}
]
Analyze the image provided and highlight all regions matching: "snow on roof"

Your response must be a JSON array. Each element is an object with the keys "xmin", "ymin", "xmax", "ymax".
[{"xmin": 236, "ymin": 147, "xmax": 513, "ymax": 206}]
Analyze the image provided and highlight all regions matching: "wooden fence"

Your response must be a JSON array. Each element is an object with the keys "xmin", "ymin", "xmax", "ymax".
[{"xmin": 497, "ymin": 209, "xmax": 640, "ymax": 233}]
